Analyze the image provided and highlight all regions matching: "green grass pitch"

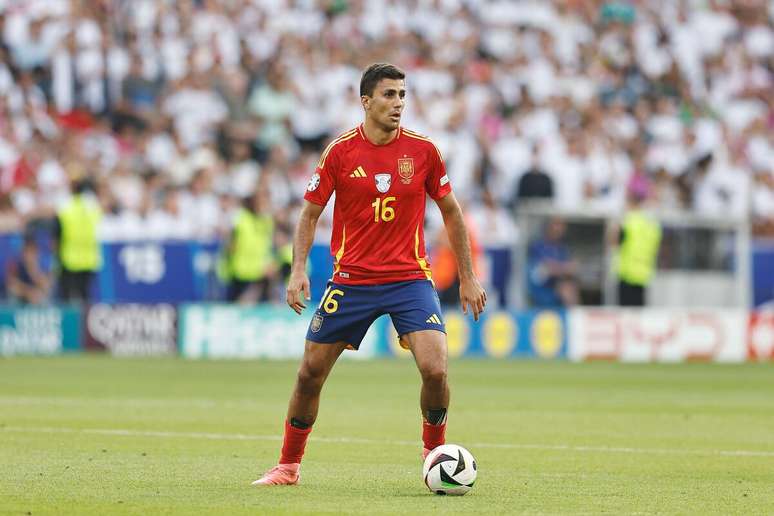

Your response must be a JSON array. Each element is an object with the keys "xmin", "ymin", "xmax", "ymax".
[{"xmin": 1, "ymin": 356, "xmax": 773, "ymax": 514}]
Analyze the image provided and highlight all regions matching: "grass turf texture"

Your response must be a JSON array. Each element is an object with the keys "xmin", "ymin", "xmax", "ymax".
[{"xmin": 1, "ymin": 356, "xmax": 773, "ymax": 515}]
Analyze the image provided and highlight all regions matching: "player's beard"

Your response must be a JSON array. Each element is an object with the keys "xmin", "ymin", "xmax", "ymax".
[{"xmin": 384, "ymin": 113, "xmax": 401, "ymax": 130}]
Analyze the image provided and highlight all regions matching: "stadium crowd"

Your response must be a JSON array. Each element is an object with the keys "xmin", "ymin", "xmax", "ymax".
[{"xmin": 0, "ymin": 0, "xmax": 772, "ymax": 249}]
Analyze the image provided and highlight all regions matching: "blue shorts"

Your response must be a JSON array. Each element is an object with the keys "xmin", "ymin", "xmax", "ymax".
[{"xmin": 306, "ymin": 279, "xmax": 446, "ymax": 350}]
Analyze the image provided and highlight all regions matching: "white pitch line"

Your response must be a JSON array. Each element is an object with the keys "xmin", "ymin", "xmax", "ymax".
[
  {"xmin": 0, "ymin": 396, "xmax": 230, "ymax": 409},
  {"xmin": 2, "ymin": 425, "xmax": 774, "ymax": 458}
]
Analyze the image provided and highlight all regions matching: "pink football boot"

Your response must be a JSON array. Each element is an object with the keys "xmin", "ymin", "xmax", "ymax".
[{"xmin": 251, "ymin": 463, "xmax": 300, "ymax": 486}]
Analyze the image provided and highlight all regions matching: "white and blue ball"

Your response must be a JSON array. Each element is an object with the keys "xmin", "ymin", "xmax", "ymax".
[{"xmin": 422, "ymin": 444, "xmax": 477, "ymax": 495}]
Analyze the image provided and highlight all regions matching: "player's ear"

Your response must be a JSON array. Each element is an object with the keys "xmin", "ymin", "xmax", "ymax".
[{"xmin": 361, "ymin": 95, "xmax": 370, "ymax": 110}]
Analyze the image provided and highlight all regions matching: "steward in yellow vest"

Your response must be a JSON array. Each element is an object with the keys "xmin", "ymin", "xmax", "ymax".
[
  {"xmin": 615, "ymin": 194, "xmax": 661, "ymax": 306},
  {"xmin": 226, "ymin": 189, "xmax": 275, "ymax": 303},
  {"xmin": 275, "ymin": 228, "xmax": 294, "ymax": 283},
  {"xmin": 55, "ymin": 179, "xmax": 102, "ymax": 303}
]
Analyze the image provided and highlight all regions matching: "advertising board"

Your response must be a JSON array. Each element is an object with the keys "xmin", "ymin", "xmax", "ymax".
[
  {"xmin": 379, "ymin": 309, "xmax": 567, "ymax": 359},
  {"xmin": 748, "ymin": 310, "xmax": 774, "ymax": 361},
  {"xmin": 568, "ymin": 308, "xmax": 747, "ymax": 362},
  {"xmin": 178, "ymin": 304, "xmax": 380, "ymax": 359},
  {"xmin": 85, "ymin": 303, "xmax": 177, "ymax": 356},
  {"xmin": 0, "ymin": 306, "xmax": 81, "ymax": 355}
]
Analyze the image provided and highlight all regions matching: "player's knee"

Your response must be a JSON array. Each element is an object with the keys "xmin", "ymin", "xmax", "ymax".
[
  {"xmin": 420, "ymin": 364, "xmax": 447, "ymax": 387},
  {"xmin": 296, "ymin": 363, "xmax": 326, "ymax": 392}
]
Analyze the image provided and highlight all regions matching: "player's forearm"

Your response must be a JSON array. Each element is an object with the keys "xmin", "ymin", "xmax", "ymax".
[
  {"xmin": 290, "ymin": 212, "xmax": 318, "ymax": 275},
  {"xmin": 442, "ymin": 208, "xmax": 476, "ymax": 281}
]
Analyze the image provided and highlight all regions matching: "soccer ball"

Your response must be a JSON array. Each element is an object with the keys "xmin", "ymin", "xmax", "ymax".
[{"xmin": 422, "ymin": 444, "xmax": 477, "ymax": 495}]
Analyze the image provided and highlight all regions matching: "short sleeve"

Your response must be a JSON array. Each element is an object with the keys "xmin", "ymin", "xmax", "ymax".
[
  {"xmin": 425, "ymin": 143, "xmax": 452, "ymax": 200},
  {"xmin": 304, "ymin": 145, "xmax": 338, "ymax": 206}
]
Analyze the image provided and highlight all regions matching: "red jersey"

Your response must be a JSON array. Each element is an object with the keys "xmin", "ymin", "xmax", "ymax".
[{"xmin": 304, "ymin": 125, "xmax": 452, "ymax": 285}]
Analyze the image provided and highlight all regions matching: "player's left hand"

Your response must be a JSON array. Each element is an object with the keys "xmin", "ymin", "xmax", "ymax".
[{"xmin": 459, "ymin": 276, "xmax": 486, "ymax": 322}]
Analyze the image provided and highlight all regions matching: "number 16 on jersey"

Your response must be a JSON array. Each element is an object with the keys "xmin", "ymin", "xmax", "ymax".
[{"xmin": 371, "ymin": 196, "xmax": 396, "ymax": 222}]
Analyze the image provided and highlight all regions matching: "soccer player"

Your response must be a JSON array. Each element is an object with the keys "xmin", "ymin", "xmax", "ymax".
[{"xmin": 253, "ymin": 63, "xmax": 487, "ymax": 486}]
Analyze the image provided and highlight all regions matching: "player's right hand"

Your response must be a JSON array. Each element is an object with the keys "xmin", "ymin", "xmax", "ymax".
[
  {"xmin": 286, "ymin": 271, "xmax": 311, "ymax": 315},
  {"xmin": 459, "ymin": 276, "xmax": 487, "ymax": 322}
]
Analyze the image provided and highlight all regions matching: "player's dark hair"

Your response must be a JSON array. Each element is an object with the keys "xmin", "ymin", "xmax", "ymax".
[
  {"xmin": 73, "ymin": 177, "xmax": 93, "ymax": 194},
  {"xmin": 359, "ymin": 63, "xmax": 405, "ymax": 97}
]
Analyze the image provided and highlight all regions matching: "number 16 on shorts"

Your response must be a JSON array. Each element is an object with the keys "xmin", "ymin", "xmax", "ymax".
[{"xmin": 319, "ymin": 286, "xmax": 344, "ymax": 314}]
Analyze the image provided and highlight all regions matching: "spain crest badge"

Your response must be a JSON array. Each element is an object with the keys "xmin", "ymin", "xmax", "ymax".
[
  {"xmin": 311, "ymin": 314, "xmax": 324, "ymax": 333},
  {"xmin": 398, "ymin": 158, "xmax": 414, "ymax": 184}
]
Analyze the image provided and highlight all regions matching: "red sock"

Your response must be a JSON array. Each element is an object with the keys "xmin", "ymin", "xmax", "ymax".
[
  {"xmin": 422, "ymin": 419, "xmax": 446, "ymax": 451},
  {"xmin": 279, "ymin": 420, "xmax": 312, "ymax": 464}
]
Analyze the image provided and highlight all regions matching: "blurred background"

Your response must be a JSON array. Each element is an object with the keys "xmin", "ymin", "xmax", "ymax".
[{"xmin": 0, "ymin": 0, "xmax": 772, "ymax": 359}]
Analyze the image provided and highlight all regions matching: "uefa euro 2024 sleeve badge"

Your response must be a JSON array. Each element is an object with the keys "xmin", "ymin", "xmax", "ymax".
[
  {"xmin": 375, "ymin": 173, "xmax": 392, "ymax": 193},
  {"xmin": 307, "ymin": 173, "xmax": 320, "ymax": 191}
]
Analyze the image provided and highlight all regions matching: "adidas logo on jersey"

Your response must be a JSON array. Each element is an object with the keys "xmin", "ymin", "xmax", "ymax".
[
  {"xmin": 426, "ymin": 314, "xmax": 442, "ymax": 324},
  {"xmin": 349, "ymin": 166, "xmax": 367, "ymax": 178}
]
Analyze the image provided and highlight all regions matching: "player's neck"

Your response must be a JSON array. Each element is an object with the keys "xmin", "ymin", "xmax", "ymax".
[{"xmin": 362, "ymin": 120, "xmax": 398, "ymax": 146}]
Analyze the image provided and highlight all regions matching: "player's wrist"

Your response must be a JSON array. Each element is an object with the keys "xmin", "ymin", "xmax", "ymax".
[
  {"xmin": 458, "ymin": 271, "xmax": 477, "ymax": 283},
  {"xmin": 289, "ymin": 268, "xmax": 306, "ymax": 279}
]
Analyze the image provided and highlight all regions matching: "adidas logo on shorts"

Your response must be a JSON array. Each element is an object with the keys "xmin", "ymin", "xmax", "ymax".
[{"xmin": 425, "ymin": 314, "xmax": 442, "ymax": 324}]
